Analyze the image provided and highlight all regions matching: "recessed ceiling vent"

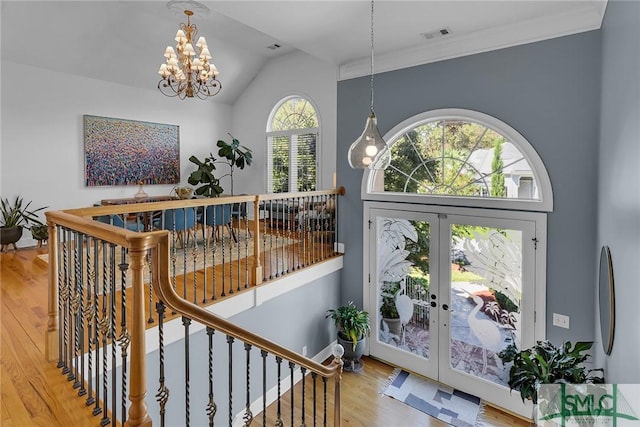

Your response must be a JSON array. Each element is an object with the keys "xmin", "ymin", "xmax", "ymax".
[
  {"xmin": 421, "ymin": 27, "xmax": 452, "ymax": 40},
  {"xmin": 267, "ymin": 43, "xmax": 282, "ymax": 50}
]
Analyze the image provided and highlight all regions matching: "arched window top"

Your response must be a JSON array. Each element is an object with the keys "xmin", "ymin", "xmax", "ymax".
[
  {"xmin": 363, "ymin": 109, "xmax": 553, "ymax": 212},
  {"xmin": 268, "ymin": 96, "xmax": 318, "ymax": 132}
]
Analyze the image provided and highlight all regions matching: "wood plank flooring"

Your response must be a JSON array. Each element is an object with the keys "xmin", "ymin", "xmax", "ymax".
[{"xmin": 1, "ymin": 247, "xmax": 529, "ymax": 426}]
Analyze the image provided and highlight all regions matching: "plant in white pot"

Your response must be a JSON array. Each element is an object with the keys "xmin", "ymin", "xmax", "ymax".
[{"xmin": 326, "ymin": 302, "xmax": 370, "ymax": 372}]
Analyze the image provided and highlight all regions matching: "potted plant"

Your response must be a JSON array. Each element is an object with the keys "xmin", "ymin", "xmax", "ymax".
[
  {"xmin": 30, "ymin": 224, "xmax": 49, "ymax": 247},
  {"xmin": 187, "ymin": 155, "xmax": 224, "ymax": 198},
  {"xmin": 326, "ymin": 302, "xmax": 370, "ymax": 371},
  {"xmin": 215, "ymin": 134, "xmax": 253, "ymax": 196},
  {"xmin": 498, "ymin": 340, "xmax": 604, "ymax": 405},
  {"xmin": 1, "ymin": 196, "xmax": 48, "ymax": 251},
  {"xmin": 188, "ymin": 133, "xmax": 253, "ymax": 197},
  {"xmin": 380, "ymin": 281, "xmax": 402, "ymax": 335}
]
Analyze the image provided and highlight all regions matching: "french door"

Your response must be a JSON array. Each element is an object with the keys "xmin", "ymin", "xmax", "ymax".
[{"xmin": 365, "ymin": 202, "xmax": 545, "ymax": 417}]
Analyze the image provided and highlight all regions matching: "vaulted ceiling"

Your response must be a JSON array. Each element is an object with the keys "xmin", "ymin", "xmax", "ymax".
[{"xmin": 1, "ymin": 1, "xmax": 607, "ymax": 104}]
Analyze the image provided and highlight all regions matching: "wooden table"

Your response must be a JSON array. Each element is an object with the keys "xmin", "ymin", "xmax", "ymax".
[
  {"xmin": 100, "ymin": 195, "xmax": 176, "ymax": 205},
  {"xmin": 100, "ymin": 195, "xmax": 177, "ymax": 231}
]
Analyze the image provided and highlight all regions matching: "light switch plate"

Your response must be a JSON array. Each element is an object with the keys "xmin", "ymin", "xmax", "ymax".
[{"xmin": 553, "ymin": 313, "xmax": 570, "ymax": 329}]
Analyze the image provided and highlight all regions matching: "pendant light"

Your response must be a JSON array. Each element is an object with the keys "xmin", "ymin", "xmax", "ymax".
[{"xmin": 347, "ymin": 0, "xmax": 390, "ymax": 170}]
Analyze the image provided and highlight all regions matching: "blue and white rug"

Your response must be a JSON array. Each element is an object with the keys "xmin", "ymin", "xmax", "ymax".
[{"xmin": 382, "ymin": 369, "xmax": 484, "ymax": 427}]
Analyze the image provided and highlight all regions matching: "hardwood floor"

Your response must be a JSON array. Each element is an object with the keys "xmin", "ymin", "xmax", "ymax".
[{"xmin": 1, "ymin": 247, "xmax": 529, "ymax": 426}]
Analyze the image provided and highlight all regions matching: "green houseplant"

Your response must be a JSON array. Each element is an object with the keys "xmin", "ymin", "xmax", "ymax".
[
  {"xmin": 188, "ymin": 134, "xmax": 253, "ymax": 197},
  {"xmin": 326, "ymin": 301, "xmax": 370, "ymax": 363},
  {"xmin": 215, "ymin": 134, "xmax": 253, "ymax": 196},
  {"xmin": 187, "ymin": 155, "xmax": 223, "ymax": 197},
  {"xmin": 1, "ymin": 196, "xmax": 48, "ymax": 250},
  {"xmin": 498, "ymin": 340, "xmax": 604, "ymax": 404}
]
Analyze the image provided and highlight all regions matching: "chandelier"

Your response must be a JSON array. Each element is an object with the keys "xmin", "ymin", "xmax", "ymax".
[
  {"xmin": 158, "ymin": 5, "xmax": 221, "ymax": 99},
  {"xmin": 347, "ymin": 0, "xmax": 390, "ymax": 170}
]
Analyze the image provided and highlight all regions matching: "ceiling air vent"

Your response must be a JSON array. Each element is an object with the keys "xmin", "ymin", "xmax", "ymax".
[
  {"xmin": 421, "ymin": 27, "xmax": 452, "ymax": 40},
  {"xmin": 266, "ymin": 44, "xmax": 281, "ymax": 50}
]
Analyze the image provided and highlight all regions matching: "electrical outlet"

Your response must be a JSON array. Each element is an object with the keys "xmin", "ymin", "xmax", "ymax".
[
  {"xmin": 302, "ymin": 345, "xmax": 308, "ymax": 356},
  {"xmin": 553, "ymin": 313, "xmax": 570, "ymax": 329}
]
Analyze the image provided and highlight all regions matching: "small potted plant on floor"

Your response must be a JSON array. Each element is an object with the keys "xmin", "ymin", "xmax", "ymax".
[
  {"xmin": 498, "ymin": 340, "xmax": 604, "ymax": 422},
  {"xmin": 326, "ymin": 302, "xmax": 370, "ymax": 372},
  {"xmin": 1, "ymin": 196, "xmax": 48, "ymax": 251}
]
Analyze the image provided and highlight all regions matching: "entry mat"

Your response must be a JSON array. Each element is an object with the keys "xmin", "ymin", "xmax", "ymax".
[{"xmin": 382, "ymin": 369, "xmax": 484, "ymax": 427}]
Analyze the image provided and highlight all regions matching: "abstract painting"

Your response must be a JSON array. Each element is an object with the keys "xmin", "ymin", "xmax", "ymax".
[{"xmin": 84, "ymin": 115, "xmax": 180, "ymax": 186}]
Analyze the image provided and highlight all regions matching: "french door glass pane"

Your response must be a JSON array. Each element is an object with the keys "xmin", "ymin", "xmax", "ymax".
[
  {"xmin": 449, "ymin": 225, "xmax": 522, "ymax": 386},
  {"xmin": 377, "ymin": 216, "xmax": 431, "ymax": 359}
]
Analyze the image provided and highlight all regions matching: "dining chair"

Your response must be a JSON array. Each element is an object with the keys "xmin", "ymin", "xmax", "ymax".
[
  {"xmin": 198, "ymin": 204, "xmax": 237, "ymax": 246},
  {"xmin": 231, "ymin": 199, "xmax": 251, "ymax": 237},
  {"xmin": 160, "ymin": 208, "xmax": 196, "ymax": 248},
  {"xmin": 96, "ymin": 214, "xmax": 145, "ymax": 232}
]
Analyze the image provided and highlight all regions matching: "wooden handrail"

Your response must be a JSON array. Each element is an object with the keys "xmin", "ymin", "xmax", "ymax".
[
  {"xmin": 150, "ymin": 233, "xmax": 343, "ymax": 378},
  {"xmin": 45, "ymin": 187, "xmax": 345, "ymax": 426}
]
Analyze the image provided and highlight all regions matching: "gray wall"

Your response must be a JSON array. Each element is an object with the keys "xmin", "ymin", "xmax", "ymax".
[
  {"xmin": 337, "ymin": 31, "xmax": 602, "ymax": 344},
  {"xmin": 596, "ymin": 0, "xmax": 640, "ymax": 382}
]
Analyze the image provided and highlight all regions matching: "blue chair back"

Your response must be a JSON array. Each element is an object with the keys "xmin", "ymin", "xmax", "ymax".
[
  {"xmin": 162, "ymin": 208, "xmax": 196, "ymax": 231},
  {"xmin": 96, "ymin": 214, "xmax": 144, "ymax": 232},
  {"xmin": 199, "ymin": 204, "xmax": 232, "ymax": 226}
]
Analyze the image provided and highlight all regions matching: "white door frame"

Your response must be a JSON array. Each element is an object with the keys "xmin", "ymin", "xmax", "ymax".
[{"xmin": 363, "ymin": 201, "xmax": 546, "ymax": 417}]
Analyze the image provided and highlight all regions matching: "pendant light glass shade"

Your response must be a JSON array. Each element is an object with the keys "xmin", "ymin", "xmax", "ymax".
[
  {"xmin": 347, "ymin": 0, "xmax": 390, "ymax": 170},
  {"xmin": 348, "ymin": 112, "xmax": 390, "ymax": 169}
]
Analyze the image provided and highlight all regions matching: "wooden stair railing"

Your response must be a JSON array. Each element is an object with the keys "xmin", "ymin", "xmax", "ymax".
[{"xmin": 45, "ymin": 188, "xmax": 345, "ymax": 426}]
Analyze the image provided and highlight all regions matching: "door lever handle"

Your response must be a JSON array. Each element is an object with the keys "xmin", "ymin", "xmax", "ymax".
[{"xmin": 442, "ymin": 304, "xmax": 449, "ymax": 311}]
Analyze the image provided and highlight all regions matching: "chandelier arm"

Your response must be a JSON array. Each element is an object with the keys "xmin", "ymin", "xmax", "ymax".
[{"xmin": 158, "ymin": 77, "xmax": 181, "ymax": 97}]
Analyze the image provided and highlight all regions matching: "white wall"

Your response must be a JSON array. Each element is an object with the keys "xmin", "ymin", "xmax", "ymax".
[
  {"xmin": 1, "ymin": 61, "xmax": 232, "ymax": 248},
  {"xmin": 230, "ymin": 51, "xmax": 338, "ymax": 194}
]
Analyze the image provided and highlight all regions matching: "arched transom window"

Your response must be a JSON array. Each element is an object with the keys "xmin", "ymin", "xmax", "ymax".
[
  {"xmin": 266, "ymin": 96, "xmax": 319, "ymax": 193},
  {"xmin": 366, "ymin": 109, "xmax": 552, "ymax": 211}
]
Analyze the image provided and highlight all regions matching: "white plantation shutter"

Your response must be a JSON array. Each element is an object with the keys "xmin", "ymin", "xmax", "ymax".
[
  {"xmin": 266, "ymin": 128, "xmax": 318, "ymax": 193},
  {"xmin": 267, "ymin": 96, "xmax": 320, "ymax": 193}
]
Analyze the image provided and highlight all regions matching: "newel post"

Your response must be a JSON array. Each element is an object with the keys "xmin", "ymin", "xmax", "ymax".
[
  {"xmin": 332, "ymin": 344, "xmax": 344, "ymax": 427},
  {"xmin": 45, "ymin": 220, "xmax": 59, "ymax": 362},
  {"xmin": 251, "ymin": 198, "xmax": 263, "ymax": 286},
  {"xmin": 126, "ymin": 248, "xmax": 152, "ymax": 427}
]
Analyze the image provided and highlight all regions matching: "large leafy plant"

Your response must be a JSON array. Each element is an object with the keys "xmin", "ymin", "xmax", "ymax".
[
  {"xmin": 498, "ymin": 341, "xmax": 604, "ymax": 404},
  {"xmin": 187, "ymin": 155, "xmax": 223, "ymax": 197},
  {"xmin": 326, "ymin": 302, "xmax": 370, "ymax": 350},
  {"xmin": 1, "ymin": 196, "xmax": 47, "ymax": 228},
  {"xmin": 188, "ymin": 134, "xmax": 253, "ymax": 196}
]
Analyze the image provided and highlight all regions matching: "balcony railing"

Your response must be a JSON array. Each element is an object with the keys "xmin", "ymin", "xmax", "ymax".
[{"xmin": 44, "ymin": 188, "xmax": 345, "ymax": 426}]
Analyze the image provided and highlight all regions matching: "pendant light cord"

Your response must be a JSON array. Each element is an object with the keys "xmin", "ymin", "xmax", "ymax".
[{"xmin": 370, "ymin": 0, "xmax": 375, "ymax": 114}]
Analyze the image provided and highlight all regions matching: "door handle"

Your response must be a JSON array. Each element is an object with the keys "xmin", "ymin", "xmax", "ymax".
[
  {"xmin": 442, "ymin": 304, "xmax": 449, "ymax": 311},
  {"xmin": 430, "ymin": 301, "xmax": 437, "ymax": 308}
]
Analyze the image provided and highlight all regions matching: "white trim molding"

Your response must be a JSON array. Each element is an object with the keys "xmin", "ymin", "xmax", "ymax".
[{"xmin": 362, "ymin": 108, "xmax": 554, "ymax": 212}]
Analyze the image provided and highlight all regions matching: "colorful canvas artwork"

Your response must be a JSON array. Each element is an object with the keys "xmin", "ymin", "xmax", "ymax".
[{"xmin": 84, "ymin": 115, "xmax": 180, "ymax": 186}]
